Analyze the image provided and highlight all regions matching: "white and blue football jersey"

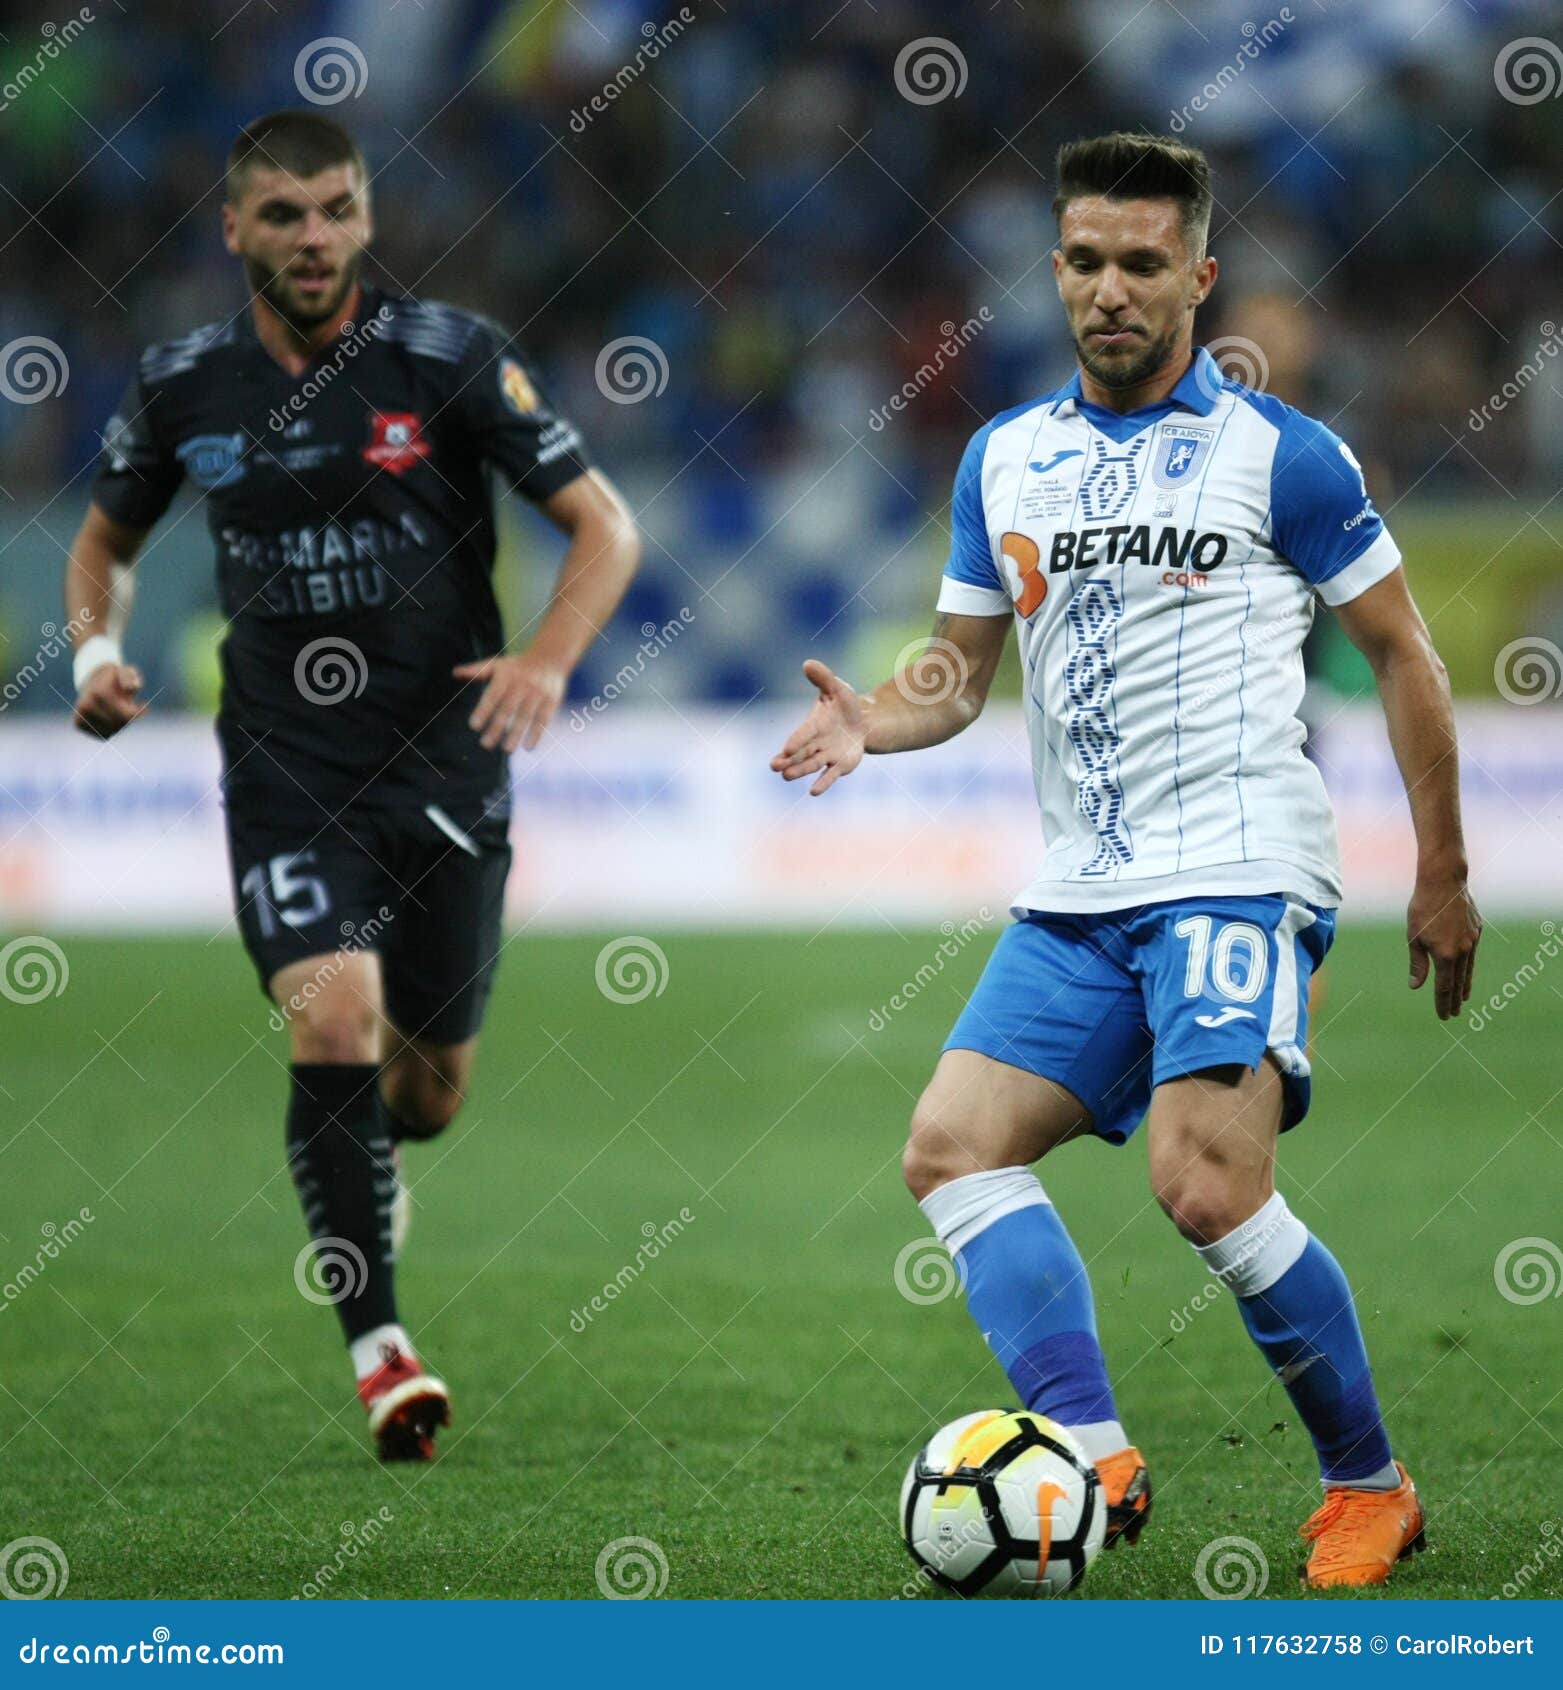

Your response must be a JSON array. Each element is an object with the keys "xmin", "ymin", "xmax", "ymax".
[{"xmin": 938, "ymin": 346, "xmax": 1401, "ymax": 915}]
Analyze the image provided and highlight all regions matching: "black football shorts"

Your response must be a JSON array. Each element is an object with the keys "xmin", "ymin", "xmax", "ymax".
[{"xmin": 223, "ymin": 790, "xmax": 513, "ymax": 1045}]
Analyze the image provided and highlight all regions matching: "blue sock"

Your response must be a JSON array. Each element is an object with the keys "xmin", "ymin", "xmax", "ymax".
[
  {"xmin": 1197, "ymin": 1193, "xmax": 1393, "ymax": 1485},
  {"xmin": 921, "ymin": 1168, "xmax": 1117, "ymax": 1428}
]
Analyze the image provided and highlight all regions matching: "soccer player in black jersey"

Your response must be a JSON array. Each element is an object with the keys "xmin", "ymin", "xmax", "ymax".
[{"xmin": 64, "ymin": 111, "xmax": 641, "ymax": 1459}]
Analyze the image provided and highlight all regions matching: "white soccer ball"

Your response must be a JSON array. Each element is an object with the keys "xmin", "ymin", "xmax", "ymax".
[{"xmin": 900, "ymin": 1409, "xmax": 1106, "ymax": 1596}]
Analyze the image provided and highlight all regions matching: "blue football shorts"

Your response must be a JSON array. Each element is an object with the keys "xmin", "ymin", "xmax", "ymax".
[{"xmin": 944, "ymin": 894, "xmax": 1336, "ymax": 1144}]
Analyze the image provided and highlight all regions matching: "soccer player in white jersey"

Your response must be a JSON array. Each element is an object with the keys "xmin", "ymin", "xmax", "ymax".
[{"xmin": 772, "ymin": 133, "xmax": 1481, "ymax": 1588}]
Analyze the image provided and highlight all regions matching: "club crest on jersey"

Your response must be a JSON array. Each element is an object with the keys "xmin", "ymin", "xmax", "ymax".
[
  {"xmin": 176, "ymin": 431, "xmax": 247, "ymax": 489},
  {"xmin": 1153, "ymin": 425, "xmax": 1214, "ymax": 489},
  {"xmin": 363, "ymin": 411, "xmax": 430, "ymax": 474},
  {"xmin": 499, "ymin": 357, "xmax": 540, "ymax": 415}
]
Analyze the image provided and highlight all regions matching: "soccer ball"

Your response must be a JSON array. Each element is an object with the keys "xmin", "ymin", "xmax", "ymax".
[{"xmin": 900, "ymin": 1409, "xmax": 1105, "ymax": 1597}]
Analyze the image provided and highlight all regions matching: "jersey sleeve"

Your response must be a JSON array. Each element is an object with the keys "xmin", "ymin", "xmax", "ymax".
[
  {"xmin": 935, "ymin": 424, "xmax": 1011, "ymax": 616},
  {"xmin": 89, "ymin": 369, "xmax": 184, "ymax": 529},
  {"xmin": 1270, "ymin": 412, "xmax": 1401, "ymax": 606},
  {"xmin": 452, "ymin": 320, "xmax": 592, "ymax": 502}
]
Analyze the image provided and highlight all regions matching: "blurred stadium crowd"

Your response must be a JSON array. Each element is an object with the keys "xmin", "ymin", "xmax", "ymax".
[{"xmin": 2, "ymin": 0, "xmax": 1561, "ymax": 710}]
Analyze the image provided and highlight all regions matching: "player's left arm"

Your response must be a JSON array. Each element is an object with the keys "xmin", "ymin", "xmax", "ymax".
[
  {"xmin": 454, "ymin": 469, "xmax": 641, "ymax": 752},
  {"xmin": 1333, "ymin": 567, "xmax": 1481, "ymax": 1020},
  {"xmin": 448, "ymin": 322, "xmax": 641, "ymax": 752}
]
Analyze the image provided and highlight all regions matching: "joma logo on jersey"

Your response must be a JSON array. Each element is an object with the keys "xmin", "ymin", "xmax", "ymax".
[{"xmin": 1049, "ymin": 525, "xmax": 1228, "ymax": 575}]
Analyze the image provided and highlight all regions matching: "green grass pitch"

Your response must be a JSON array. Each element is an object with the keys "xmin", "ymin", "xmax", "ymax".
[{"xmin": 3, "ymin": 920, "xmax": 1560, "ymax": 1600}]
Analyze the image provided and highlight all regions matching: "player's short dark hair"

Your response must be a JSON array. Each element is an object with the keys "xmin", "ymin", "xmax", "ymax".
[
  {"xmin": 226, "ymin": 110, "xmax": 366, "ymax": 204},
  {"xmin": 1052, "ymin": 132, "xmax": 1213, "ymax": 257}
]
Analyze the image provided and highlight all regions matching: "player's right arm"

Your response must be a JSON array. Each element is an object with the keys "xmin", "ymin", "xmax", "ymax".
[
  {"xmin": 66, "ymin": 359, "xmax": 185, "ymax": 737},
  {"xmin": 770, "ymin": 610, "xmax": 1010, "ymax": 796},
  {"xmin": 65, "ymin": 503, "xmax": 152, "ymax": 738},
  {"xmin": 772, "ymin": 420, "xmax": 1013, "ymax": 794}
]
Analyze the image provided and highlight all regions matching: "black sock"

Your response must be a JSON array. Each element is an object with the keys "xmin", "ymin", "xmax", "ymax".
[{"xmin": 286, "ymin": 1063, "xmax": 397, "ymax": 1342}]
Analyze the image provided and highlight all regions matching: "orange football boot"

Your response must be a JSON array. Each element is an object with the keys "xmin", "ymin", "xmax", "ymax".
[
  {"xmin": 1095, "ymin": 1446, "xmax": 1152, "ymax": 1547},
  {"xmin": 1300, "ymin": 1462, "xmax": 1426, "ymax": 1588}
]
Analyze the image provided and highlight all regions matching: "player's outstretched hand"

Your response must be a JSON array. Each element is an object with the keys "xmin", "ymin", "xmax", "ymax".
[
  {"xmin": 1407, "ymin": 875, "xmax": 1482, "ymax": 1021},
  {"xmin": 72, "ymin": 662, "xmax": 148, "ymax": 739},
  {"xmin": 453, "ymin": 652, "xmax": 567, "ymax": 753},
  {"xmin": 770, "ymin": 658, "xmax": 867, "ymax": 796}
]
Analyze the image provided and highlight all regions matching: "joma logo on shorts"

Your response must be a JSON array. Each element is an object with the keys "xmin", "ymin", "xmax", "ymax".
[{"xmin": 1049, "ymin": 525, "xmax": 1228, "ymax": 574}]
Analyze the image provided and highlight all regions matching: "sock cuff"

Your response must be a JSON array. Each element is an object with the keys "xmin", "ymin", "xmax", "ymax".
[
  {"xmin": 289, "ymin": 1062, "xmax": 381, "ymax": 1114},
  {"xmin": 1194, "ymin": 1190, "xmax": 1309, "ymax": 1298},
  {"xmin": 919, "ymin": 1165, "xmax": 1048, "ymax": 1256}
]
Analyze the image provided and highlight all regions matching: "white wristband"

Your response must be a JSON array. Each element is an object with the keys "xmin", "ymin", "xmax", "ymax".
[{"xmin": 73, "ymin": 635, "xmax": 124, "ymax": 692}]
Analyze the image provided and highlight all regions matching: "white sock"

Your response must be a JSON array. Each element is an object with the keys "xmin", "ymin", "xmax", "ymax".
[
  {"xmin": 1065, "ymin": 1419, "xmax": 1129, "ymax": 1463},
  {"xmin": 1192, "ymin": 1189, "xmax": 1307, "ymax": 1297},
  {"xmin": 918, "ymin": 1164, "xmax": 1048, "ymax": 1253},
  {"xmin": 1325, "ymin": 1460, "xmax": 1402, "ymax": 1493},
  {"xmin": 350, "ymin": 1322, "xmax": 413, "ymax": 1381}
]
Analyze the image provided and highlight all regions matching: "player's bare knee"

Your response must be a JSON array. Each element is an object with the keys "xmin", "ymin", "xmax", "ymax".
[
  {"xmin": 400, "ymin": 1071, "xmax": 464, "ymax": 1137},
  {"xmin": 903, "ymin": 1101, "xmax": 983, "ymax": 1200},
  {"xmin": 287, "ymin": 996, "xmax": 380, "ymax": 1066},
  {"xmin": 1153, "ymin": 1166, "xmax": 1264, "ymax": 1247}
]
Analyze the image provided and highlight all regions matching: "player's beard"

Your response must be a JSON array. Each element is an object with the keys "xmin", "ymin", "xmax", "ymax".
[
  {"xmin": 248, "ymin": 251, "xmax": 362, "ymax": 334},
  {"xmin": 1073, "ymin": 320, "xmax": 1182, "ymax": 392}
]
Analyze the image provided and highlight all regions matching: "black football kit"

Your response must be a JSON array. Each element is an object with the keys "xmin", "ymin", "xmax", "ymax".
[{"xmin": 91, "ymin": 283, "xmax": 592, "ymax": 1040}]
